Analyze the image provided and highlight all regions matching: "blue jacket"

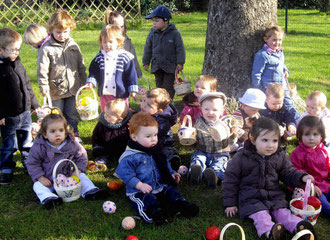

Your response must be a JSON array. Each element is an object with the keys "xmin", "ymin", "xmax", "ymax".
[{"xmin": 259, "ymin": 103, "xmax": 296, "ymax": 127}]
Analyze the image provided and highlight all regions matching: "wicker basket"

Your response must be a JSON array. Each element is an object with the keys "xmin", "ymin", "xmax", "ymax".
[
  {"xmin": 53, "ymin": 159, "xmax": 82, "ymax": 202},
  {"xmin": 219, "ymin": 223, "xmax": 246, "ymax": 240},
  {"xmin": 76, "ymin": 85, "xmax": 99, "ymax": 121},
  {"xmin": 178, "ymin": 115, "xmax": 197, "ymax": 146},
  {"xmin": 174, "ymin": 70, "xmax": 191, "ymax": 96},
  {"xmin": 134, "ymin": 76, "xmax": 151, "ymax": 104}
]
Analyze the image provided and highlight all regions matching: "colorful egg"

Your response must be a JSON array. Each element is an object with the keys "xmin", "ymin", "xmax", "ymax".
[
  {"xmin": 56, "ymin": 174, "xmax": 67, "ymax": 186},
  {"xmin": 178, "ymin": 165, "xmax": 188, "ymax": 175},
  {"xmin": 64, "ymin": 177, "xmax": 77, "ymax": 187},
  {"xmin": 292, "ymin": 188, "xmax": 305, "ymax": 199},
  {"xmin": 103, "ymin": 201, "xmax": 116, "ymax": 214},
  {"xmin": 71, "ymin": 176, "xmax": 80, "ymax": 183}
]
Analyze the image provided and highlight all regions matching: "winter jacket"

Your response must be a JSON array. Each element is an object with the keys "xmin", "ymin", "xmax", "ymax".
[
  {"xmin": 179, "ymin": 92, "xmax": 201, "ymax": 125},
  {"xmin": 26, "ymin": 134, "xmax": 87, "ymax": 183},
  {"xmin": 223, "ymin": 140, "xmax": 307, "ymax": 218},
  {"xmin": 259, "ymin": 103, "xmax": 296, "ymax": 128},
  {"xmin": 124, "ymin": 36, "xmax": 142, "ymax": 77},
  {"xmin": 290, "ymin": 142, "xmax": 329, "ymax": 193},
  {"xmin": 0, "ymin": 57, "xmax": 40, "ymax": 119},
  {"xmin": 143, "ymin": 23, "xmax": 185, "ymax": 74},
  {"xmin": 37, "ymin": 35, "xmax": 87, "ymax": 101}
]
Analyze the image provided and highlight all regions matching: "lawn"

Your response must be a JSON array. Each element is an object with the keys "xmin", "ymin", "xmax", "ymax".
[{"xmin": 0, "ymin": 9, "xmax": 329, "ymax": 240}]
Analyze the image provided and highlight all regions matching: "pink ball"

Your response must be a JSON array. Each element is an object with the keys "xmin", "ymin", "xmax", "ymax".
[
  {"xmin": 103, "ymin": 201, "xmax": 116, "ymax": 214},
  {"xmin": 178, "ymin": 165, "xmax": 188, "ymax": 175},
  {"xmin": 64, "ymin": 177, "xmax": 77, "ymax": 187},
  {"xmin": 56, "ymin": 174, "xmax": 67, "ymax": 186}
]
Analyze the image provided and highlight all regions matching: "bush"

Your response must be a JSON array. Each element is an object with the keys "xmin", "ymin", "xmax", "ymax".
[{"xmin": 278, "ymin": 0, "xmax": 317, "ymax": 9}]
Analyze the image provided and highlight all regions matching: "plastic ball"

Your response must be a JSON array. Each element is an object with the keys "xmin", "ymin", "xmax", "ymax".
[
  {"xmin": 107, "ymin": 180, "xmax": 124, "ymax": 190},
  {"xmin": 306, "ymin": 205, "xmax": 315, "ymax": 212},
  {"xmin": 80, "ymin": 97, "xmax": 91, "ymax": 106},
  {"xmin": 126, "ymin": 236, "xmax": 139, "ymax": 240},
  {"xmin": 178, "ymin": 165, "xmax": 188, "ymax": 175},
  {"xmin": 64, "ymin": 177, "xmax": 77, "ymax": 187},
  {"xmin": 205, "ymin": 226, "xmax": 221, "ymax": 240},
  {"xmin": 71, "ymin": 176, "xmax": 80, "ymax": 183},
  {"xmin": 56, "ymin": 174, "xmax": 67, "ymax": 186},
  {"xmin": 122, "ymin": 216, "xmax": 136, "ymax": 230},
  {"xmin": 293, "ymin": 188, "xmax": 305, "ymax": 199},
  {"xmin": 103, "ymin": 201, "xmax": 116, "ymax": 214}
]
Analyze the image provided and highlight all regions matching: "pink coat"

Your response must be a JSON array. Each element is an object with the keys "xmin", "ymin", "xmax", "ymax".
[
  {"xmin": 179, "ymin": 92, "xmax": 201, "ymax": 125},
  {"xmin": 290, "ymin": 142, "xmax": 329, "ymax": 193}
]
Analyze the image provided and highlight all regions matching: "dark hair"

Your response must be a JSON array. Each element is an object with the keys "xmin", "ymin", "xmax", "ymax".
[
  {"xmin": 249, "ymin": 117, "xmax": 281, "ymax": 142},
  {"xmin": 296, "ymin": 115, "xmax": 325, "ymax": 142},
  {"xmin": 104, "ymin": 9, "xmax": 127, "ymax": 34},
  {"xmin": 38, "ymin": 113, "xmax": 72, "ymax": 137}
]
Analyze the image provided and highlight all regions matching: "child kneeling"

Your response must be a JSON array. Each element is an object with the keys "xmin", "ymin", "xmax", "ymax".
[{"xmin": 116, "ymin": 112, "xmax": 199, "ymax": 225}]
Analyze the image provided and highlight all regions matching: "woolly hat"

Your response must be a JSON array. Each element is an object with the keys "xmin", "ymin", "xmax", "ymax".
[
  {"xmin": 239, "ymin": 88, "xmax": 266, "ymax": 109},
  {"xmin": 145, "ymin": 5, "xmax": 172, "ymax": 21},
  {"xmin": 199, "ymin": 92, "xmax": 227, "ymax": 105}
]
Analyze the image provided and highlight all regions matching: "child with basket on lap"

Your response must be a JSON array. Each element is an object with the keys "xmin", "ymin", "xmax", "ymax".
[
  {"xmin": 37, "ymin": 10, "xmax": 87, "ymax": 142},
  {"xmin": 223, "ymin": 117, "xmax": 316, "ymax": 240},
  {"xmin": 290, "ymin": 115, "xmax": 330, "ymax": 216},
  {"xmin": 26, "ymin": 113, "xmax": 109, "ymax": 209},
  {"xmin": 86, "ymin": 25, "xmax": 138, "ymax": 111}
]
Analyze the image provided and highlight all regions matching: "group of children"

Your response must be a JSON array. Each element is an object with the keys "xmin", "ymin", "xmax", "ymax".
[{"xmin": 0, "ymin": 4, "xmax": 329, "ymax": 240}]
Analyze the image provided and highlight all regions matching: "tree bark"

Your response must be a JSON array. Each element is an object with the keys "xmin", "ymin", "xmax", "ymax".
[{"xmin": 203, "ymin": 0, "xmax": 277, "ymax": 98}]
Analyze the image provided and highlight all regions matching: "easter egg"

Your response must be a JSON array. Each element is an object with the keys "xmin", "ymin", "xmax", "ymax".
[
  {"xmin": 103, "ymin": 201, "xmax": 116, "ymax": 214},
  {"xmin": 293, "ymin": 188, "xmax": 305, "ymax": 199},
  {"xmin": 56, "ymin": 174, "xmax": 67, "ymax": 186},
  {"xmin": 64, "ymin": 177, "xmax": 77, "ymax": 187},
  {"xmin": 126, "ymin": 236, "xmax": 139, "ymax": 240},
  {"xmin": 107, "ymin": 180, "xmax": 124, "ymax": 190},
  {"xmin": 178, "ymin": 165, "xmax": 188, "ymax": 175},
  {"xmin": 71, "ymin": 176, "xmax": 80, "ymax": 183},
  {"xmin": 205, "ymin": 226, "xmax": 221, "ymax": 240},
  {"xmin": 122, "ymin": 216, "xmax": 136, "ymax": 230},
  {"xmin": 305, "ymin": 205, "xmax": 315, "ymax": 212},
  {"xmin": 291, "ymin": 199, "xmax": 304, "ymax": 210},
  {"xmin": 308, "ymin": 196, "xmax": 322, "ymax": 210},
  {"xmin": 80, "ymin": 97, "xmax": 91, "ymax": 106}
]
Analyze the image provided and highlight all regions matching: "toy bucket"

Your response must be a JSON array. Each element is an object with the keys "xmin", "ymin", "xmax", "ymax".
[
  {"xmin": 220, "ymin": 223, "xmax": 246, "ymax": 240},
  {"xmin": 209, "ymin": 116, "xmax": 236, "ymax": 142},
  {"xmin": 76, "ymin": 85, "xmax": 99, "ymax": 121},
  {"xmin": 178, "ymin": 115, "xmax": 197, "ymax": 146},
  {"xmin": 134, "ymin": 76, "xmax": 151, "ymax": 104},
  {"xmin": 53, "ymin": 159, "xmax": 82, "ymax": 202},
  {"xmin": 292, "ymin": 229, "xmax": 314, "ymax": 240},
  {"xmin": 174, "ymin": 70, "xmax": 191, "ymax": 96}
]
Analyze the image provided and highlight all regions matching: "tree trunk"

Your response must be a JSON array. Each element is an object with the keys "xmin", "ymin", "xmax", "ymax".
[{"xmin": 203, "ymin": 0, "xmax": 277, "ymax": 98}]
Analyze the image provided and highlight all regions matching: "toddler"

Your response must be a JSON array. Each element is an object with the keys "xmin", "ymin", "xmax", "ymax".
[
  {"xmin": 0, "ymin": 28, "xmax": 40, "ymax": 184},
  {"xmin": 223, "ymin": 117, "xmax": 316, "ymax": 240},
  {"xmin": 87, "ymin": 25, "xmax": 138, "ymax": 111},
  {"xmin": 143, "ymin": 5, "xmax": 185, "ymax": 99},
  {"xmin": 23, "ymin": 24, "xmax": 50, "ymax": 49},
  {"xmin": 37, "ymin": 9, "xmax": 87, "ymax": 142},
  {"xmin": 252, "ymin": 25, "xmax": 300, "ymax": 121},
  {"xmin": 115, "ymin": 112, "xmax": 199, "ymax": 224},
  {"xmin": 290, "ymin": 115, "xmax": 330, "ymax": 216},
  {"xmin": 180, "ymin": 75, "xmax": 218, "ymax": 125},
  {"xmin": 26, "ymin": 113, "xmax": 109, "ymax": 209}
]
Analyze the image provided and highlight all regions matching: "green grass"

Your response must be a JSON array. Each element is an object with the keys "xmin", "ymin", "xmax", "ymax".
[{"xmin": 0, "ymin": 9, "xmax": 329, "ymax": 240}]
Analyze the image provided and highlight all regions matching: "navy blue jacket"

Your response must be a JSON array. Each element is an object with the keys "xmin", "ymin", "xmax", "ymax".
[{"xmin": 259, "ymin": 103, "xmax": 296, "ymax": 127}]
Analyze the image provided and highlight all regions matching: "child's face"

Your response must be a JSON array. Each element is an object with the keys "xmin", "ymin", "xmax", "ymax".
[
  {"xmin": 241, "ymin": 104, "xmax": 259, "ymax": 117},
  {"xmin": 52, "ymin": 27, "xmax": 70, "ymax": 42},
  {"xmin": 101, "ymin": 37, "xmax": 119, "ymax": 53},
  {"xmin": 194, "ymin": 80, "xmax": 211, "ymax": 99},
  {"xmin": 264, "ymin": 32, "xmax": 283, "ymax": 51},
  {"xmin": 104, "ymin": 107, "xmax": 123, "ymax": 124},
  {"xmin": 0, "ymin": 40, "xmax": 22, "ymax": 61},
  {"xmin": 306, "ymin": 98, "xmax": 324, "ymax": 116},
  {"xmin": 302, "ymin": 127, "xmax": 322, "ymax": 148},
  {"xmin": 112, "ymin": 16, "xmax": 125, "ymax": 31},
  {"xmin": 141, "ymin": 98, "xmax": 161, "ymax": 115},
  {"xmin": 201, "ymin": 98, "xmax": 224, "ymax": 123},
  {"xmin": 252, "ymin": 130, "xmax": 279, "ymax": 156},
  {"xmin": 152, "ymin": 17, "xmax": 167, "ymax": 30},
  {"xmin": 266, "ymin": 95, "xmax": 284, "ymax": 111},
  {"xmin": 131, "ymin": 126, "xmax": 158, "ymax": 148},
  {"xmin": 43, "ymin": 121, "xmax": 66, "ymax": 147}
]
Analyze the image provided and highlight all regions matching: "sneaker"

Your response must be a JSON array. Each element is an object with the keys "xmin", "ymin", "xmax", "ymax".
[
  {"xmin": 295, "ymin": 221, "xmax": 317, "ymax": 240},
  {"xmin": 203, "ymin": 168, "xmax": 218, "ymax": 189},
  {"xmin": 269, "ymin": 223, "xmax": 286, "ymax": 240},
  {"xmin": 85, "ymin": 188, "xmax": 110, "ymax": 201},
  {"xmin": 44, "ymin": 197, "xmax": 63, "ymax": 210},
  {"xmin": 0, "ymin": 173, "xmax": 13, "ymax": 185},
  {"xmin": 169, "ymin": 155, "xmax": 181, "ymax": 171},
  {"xmin": 189, "ymin": 165, "xmax": 202, "ymax": 184},
  {"xmin": 175, "ymin": 200, "xmax": 199, "ymax": 218}
]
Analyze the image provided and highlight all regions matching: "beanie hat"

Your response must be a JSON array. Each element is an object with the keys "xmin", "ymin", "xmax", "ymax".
[{"xmin": 239, "ymin": 88, "xmax": 266, "ymax": 109}]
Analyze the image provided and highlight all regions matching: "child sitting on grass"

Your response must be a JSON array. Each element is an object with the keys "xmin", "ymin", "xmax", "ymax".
[
  {"xmin": 26, "ymin": 113, "xmax": 109, "ymax": 209},
  {"xmin": 115, "ymin": 112, "xmax": 199, "ymax": 225},
  {"xmin": 23, "ymin": 24, "xmax": 50, "ymax": 50}
]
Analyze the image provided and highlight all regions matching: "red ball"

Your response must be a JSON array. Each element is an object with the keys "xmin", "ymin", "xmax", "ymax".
[
  {"xmin": 126, "ymin": 236, "xmax": 139, "ymax": 240},
  {"xmin": 205, "ymin": 226, "xmax": 221, "ymax": 240}
]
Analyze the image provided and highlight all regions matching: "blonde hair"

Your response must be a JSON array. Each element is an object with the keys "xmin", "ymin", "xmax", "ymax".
[
  {"xmin": 105, "ymin": 98, "xmax": 128, "ymax": 119},
  {"xmin": 38, "ymin": 113, "xmax": 72, "ymax": 137},
  {"xmin": 146, "ymin": 88, "xmax": 171, "ymax": 111},
  {"xmin": 99, "ymin": 25, "xmax": 125, "ymax": 49},
  {"xmin": 0, "ymin": 28, "xmax": 22, "ymax": 49},
  {"xmin": 48, "ymin": 9, "xmax": 76, "ymax": 33},
  {"xmin": 196, "ymin": 75, "xmax": 218, "ymax": 92},
  {"xmin": 129, "ymin": 112, "xmax": 158, "ymax": 136},
  {"xmin": 266, "ymin": 83, "xmax": 285, "ymax": 99},
  {"xmin": 23, "ymin": 24, "xmax": 48, "ymax": 46},
  {"xmin": 306, "ymin": 91, "xmax": 327, "ymax": 107},
  {"xmin": 264, "ymin": 25, "xmax": 285, "ymax": 40},
  {"xmin": 104, "ymin": 9, "xmax": 127, "ymax": 34}
]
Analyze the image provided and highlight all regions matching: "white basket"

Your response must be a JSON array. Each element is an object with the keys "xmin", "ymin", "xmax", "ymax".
[
  {"xmin": 52, "ymin": 159, "xmax": 82, "ymax": 202},
  {"xmin": 134, "ymin": 76, "xmax": 151, "ymax": 104},
  {"xmin": 76, "ymin": 85, "xmax": 99, "ymax": 121},
  {"xmin": 174, "ymin": 70, "xmax": 191, "ymax": 96},
  {"xmin": 292, "ymin": 229, "xmax": 314, "ymax": 240},
  {"xmin": 209, "ymin": 116, "xmax": 236, "ymax": 142},
  {"xmin": 178, "ymin": 115, "xmax": 196, "ymax": 146},
  {"xmin": 220, "ymin": 223, "xmax": 246, "ymax": 240}
]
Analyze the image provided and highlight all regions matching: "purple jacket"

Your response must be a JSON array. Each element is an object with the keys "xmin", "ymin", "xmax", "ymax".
[{"xmin": 26, "ymin": 134, "xmax": 88, "ymax": 183}]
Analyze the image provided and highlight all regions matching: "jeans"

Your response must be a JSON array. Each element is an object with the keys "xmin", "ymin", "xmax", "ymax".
[
  {"xmin": 0, "ymin": 110, "xmax": 33, "ymax": 173},
  {"xmin": 154, "ymin": 69, "xmax": 175, "ymax": 99},
  {"xmin": 52, "ymin": 96, "xmax": 79, "ymax": 136},
  {"xmin": 319, "ymin": 192, "xmax": 330, "ymax": 216}
]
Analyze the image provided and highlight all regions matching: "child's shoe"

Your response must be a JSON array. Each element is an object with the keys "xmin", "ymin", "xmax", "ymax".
[
  {"xmin": 85, "ymin": 188, "xmax": 110, "ymax": 201},
  {"xmin": 151, "ymin": 208, "xmax": 169, "ymax": 225},
  {"xmin": 175, "ymin": 200, "xmax": 199, "ymax": 218},
  {"xmin": 44, "ymin": 197, "xmax": 63, "ymax": 210},
  {"xmin": 295, "ymin": 221, "xmax": 317, "ymax": 240},
  {"xmin": 0, "ymin": 173, "xmax": 13, "ymax": 185},
  {"xmin": 268, "ymin": 223, "xmax": 286, "ymax": 240},
  {"xmin": 203, "ymin": 168, "xmax": 218, "ymax": 188},
  {"xmin": 189, "ymin": 165, "xmax": 202, "ymax": 184}
]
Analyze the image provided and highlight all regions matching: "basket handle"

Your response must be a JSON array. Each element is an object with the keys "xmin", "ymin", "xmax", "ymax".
[
  {"xmin": 52, "ymin": 159, "xmax": 80, "ymax": 187},
  {"xmin": 303, "ymin": 179, "xmax": 312, "ymax": 210},
  {"xmin": 43, "ymin": 92, "xmax": 52, "ymax": 108},
  {"xmin": 141, "ymin": 76, "xmax": 151, "ymax": 89},
  {"xmin": 219, "ymin": 223, "xmax": 245, "ymax": 240},
  {"xmin": 175, "ymin": 69, "xmax": 188, "ymax": 84},
  {"xmin": 291, "ymin": 229, "xmax": 314, "ymax": 240},
  {"xmin": 181, "ymin": 115, "xmax": 192, "ymax": 128},
  {"xmin": 75, "ymin": 85, "xmax": 97, "ymax": 108}
]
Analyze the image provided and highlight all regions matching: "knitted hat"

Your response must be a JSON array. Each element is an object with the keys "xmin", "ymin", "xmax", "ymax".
[
  {"xmin": 239, "ymin": 88, "xmax": 266, "ymax": 109},
  {"xmin": 145, "ymin": 5, "xmax": 172, "ymax": 21},
  {"xmin": 199, "ymin": 92, "xmax": 227, "ymax": 105}
]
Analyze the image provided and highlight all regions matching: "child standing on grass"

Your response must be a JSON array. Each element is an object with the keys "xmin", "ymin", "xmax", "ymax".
[
  {"xmin": 223, "ymin": 117, "xmax": 316, "ymax": 240},
  {"xmin": 180, "ymin": 75, "xmax": 218, "ymax": 125},
  {"xmin": 0, "ymin": 28, "xmax": 40, "ymax": 185},
  {"xmin": 252, "ymin": 25, "xmax": 300, "ymax": 122},
  {"xmin": 290, "ymin": 115, "xmax": 330, "ymax": 216},
  {"xmin": 26, "ymin": 113, "xmax": 109, "ymax": 209},
  {"xmin": 86, "ymin": 25, "xmax": 138, "ymax": 111},
  {"xmin": 37, "ymin": 9, "xmax": 87, "ymax": 142},
  {"xmin": 143, "ymin": 5, "xmax": 185, "ymax": 99},
  {"xmin": 115, "ymin": 112, "xmax": 199, "ymax": 225},
  {"xmin": 23, "ymin": 24, "xmax": 50, "ymax": 50},
  {"xmin": 104, "ymin": 9, "xmax": 142, "ymax": 78}
]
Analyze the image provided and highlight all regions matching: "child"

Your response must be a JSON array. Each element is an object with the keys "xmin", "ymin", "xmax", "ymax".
[
  {"xmin": 104, "ymin": 9, "xmax": 142, "ymax": 78},
  {"xmin": 143, "ymin": 5, "xmax": 185, "ymax": 99},
  {"xmin": 86, "ymin": 25, "xmax": 138, "ymax": 111},
  {"xmin": 0, "ymin": 28, "xmax": 40, "ymax": 185},
  {"xmin": 223, "ymin": 117, "xmax": 316, "ymax": 240},
  {"xmin": 26, "ymin": 113, "xmax": 109, "ymax": 209},
  {"xmin": 189, "ymin": 92, "xmax": 234, "ymax": 188},
  {"xmin": 115, "ymin": 112, "xmax": 199, "ymax": 224},
  {"xmin": 290, "ymin": 115, "xmax": 330, "ymax": 216},
  {"xmin": 91, "ymin": 99, "xmax": 133, "ymax": 168},
  {"xmin": 23, "ymin": 24, "xmax": 50, "ymax": 49},
  {"xmin": 37, "ymin": 9, "xmax": 87, "ymax": 142},
  {"xmin": 252, "ymin": 25, "xmax": 300, "ymax": 122},
  {"xmin": 180, "ymin": 75, "xmax": 218, "ymax": 125},
  {"xmin": 259, "ymin": 83, "xmax": 297, "ymax": 138},
  {"xmin": 140, "ymin": 88, "xmax": 180, "ymax": 170}
]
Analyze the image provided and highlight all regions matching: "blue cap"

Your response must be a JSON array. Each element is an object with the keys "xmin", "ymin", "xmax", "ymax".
[{"xmin": 145, "ymin": 5, "xmax": 172, "ymax": 21}]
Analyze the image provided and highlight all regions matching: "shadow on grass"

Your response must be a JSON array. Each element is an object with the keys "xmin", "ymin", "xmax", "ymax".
[{"xmin": 287, "ymin": 30, "xmax": 329, "ymax": 38}]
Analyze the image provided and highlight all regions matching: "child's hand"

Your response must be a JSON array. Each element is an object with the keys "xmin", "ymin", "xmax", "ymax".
[
  {"xmin": 302, "ymin": 174, "xmax": 314, "ymax": 183},
  {"xmin": 38, "ymin": 176, "xmax": 52, "ymax": 187},
  {"xmin": 287, "ymin": 125, "xmax": 296, "ymax": 136},
  {"xmin": 143, "ymin": 65, "xmax": 149, "ymax": 71},
  {"xmin": 129, "ymin": 92, "xmax": 136, "ymax": 98},
  {"xmin": 225, "ymin": 206, "xmax": 238, "ymax": 217},
  {"xmin": 136, "ymin": 182, "xmax": 152, "ymax": 194},
  {"xmin": 313, "ymin": 185, "xmax": 322, "ymax": 197},
  {"xmin": 0, "ymin": 118, "xmax": 5, "ymax": 126},
  {"xmin": 172, "ymin": 173, "xmax": 181, "ymax": 183},
  {"xmin": 176, "ymin": 64, "xmax": 183, "ymax": 71},
  {"xmin": 284, "ymin": 71, "xmax": 289, "ymax": 80}
]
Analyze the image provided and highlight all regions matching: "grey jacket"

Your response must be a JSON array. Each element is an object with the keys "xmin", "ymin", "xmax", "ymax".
[
  {"xmin": 124, "ymin": 36, "xmax": 142, "ymax": 77},
  {"xmin": 143, "ymin": 23, "xmax": 185, "ymax": 74}
]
